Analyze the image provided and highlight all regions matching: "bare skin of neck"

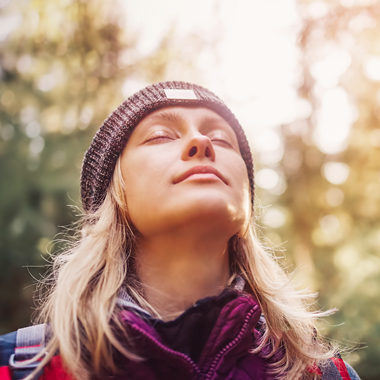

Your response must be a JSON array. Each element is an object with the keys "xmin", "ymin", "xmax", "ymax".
[{"xmin": 136, "ymin": 226, "xmax": 231, "ymax": 321}]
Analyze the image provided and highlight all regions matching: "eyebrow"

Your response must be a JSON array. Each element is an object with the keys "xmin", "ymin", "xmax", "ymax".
[
  {"xmin": 148, "ymin": 110, "xmax": 183, "ymax": 124},
  {"xmin": 148, "ymin": 110, "xmax": 229, "ymax": 128},
  {"xmin": 199, "ymin": 114, "xmax": 230, "ymax": 128}
]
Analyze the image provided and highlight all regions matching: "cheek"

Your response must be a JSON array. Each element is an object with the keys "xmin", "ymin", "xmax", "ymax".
[
  {"xmin": 230, "ymin": 157, "xmax": 250, "ymax": 198},
  {"xmin": 120, "ymin": 153, "xmax": 149, "ymax": 218},
  {"xmin": 120, "ymin": 151, "xmax": 170, "ymax": 229}
]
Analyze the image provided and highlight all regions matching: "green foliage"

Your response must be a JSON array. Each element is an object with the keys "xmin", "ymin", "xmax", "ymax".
[
  {"xmin": 256, "ymin": 3, "xmax": 380, "ymax": 378},
  {"xmin": 0, "ymin": 0, "xmax": 184, "ymax": 332},
  {"xmin": 0, "ymin": 0, "xmax": 127, "ymax": 331},
  {"xmin": 0, "ymin": 0, "xmax": 206, "ymax": 333}
]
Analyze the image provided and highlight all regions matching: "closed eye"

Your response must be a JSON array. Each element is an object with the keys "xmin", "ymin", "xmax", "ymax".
[
  {"xmin": 144, "ymin": 131, "xmax": 175, "ymax": 143},
  {"xmin": 211, "ymin": 137, "xmax": 233, "ymax": 148}
]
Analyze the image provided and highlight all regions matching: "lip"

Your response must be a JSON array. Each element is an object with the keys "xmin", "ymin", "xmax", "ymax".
[{"xmin": 173, "ymin": 165, "xmax": 228, "ymax": 185}]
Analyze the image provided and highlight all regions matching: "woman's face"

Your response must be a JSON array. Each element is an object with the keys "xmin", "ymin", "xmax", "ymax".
[{"xmin": 120, "ymin": 106, "xmax": 250, "ymax": 238}]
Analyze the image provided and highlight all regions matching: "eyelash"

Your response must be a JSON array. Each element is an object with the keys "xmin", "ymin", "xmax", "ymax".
[
  {"xmin": 211, "ymin": 137, "xmax": 233, "ymax": 148},
  {"xmin": 144, "ymin": 133, "xmax": 233, "ymax": 148},
  {"xmin": 145, "ymin": 132, "xmax": 173, "ymax": 143}
]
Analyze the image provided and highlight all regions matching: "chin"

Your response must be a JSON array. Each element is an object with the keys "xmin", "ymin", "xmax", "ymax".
[
  {"xmin": 176, "ymin": 194, "xmax": 247, "ymax": 231},
  {"xmin": 131, "ymin": 192, "xmax": 249, "ymax": 237}
]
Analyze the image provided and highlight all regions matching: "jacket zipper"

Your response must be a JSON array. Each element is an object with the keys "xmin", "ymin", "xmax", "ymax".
[
  {"xmin": 128, "ymin": 303, "xmax": 259, "ymax": 380},
  {"xmin": 204, "ymin": 304, "xmax": 259, "ymax": 380}
]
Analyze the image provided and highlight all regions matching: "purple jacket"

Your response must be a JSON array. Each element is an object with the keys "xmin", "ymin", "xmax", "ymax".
[
  {"xmin": 115, "ymin": 290, "xmax": 266, "ymax": 380},
  {"xmin": 1, "ymin": 288, "xmax": 360, "ymax": 379},
  {"xmin": 104, "ymin": 289, "xmax": 359, "ymax": 380}
]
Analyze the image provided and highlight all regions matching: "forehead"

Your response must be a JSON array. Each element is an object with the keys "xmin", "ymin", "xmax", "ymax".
[{"xmin": 136, "ymin": 106, "xmax": 232, "ymax": 129}]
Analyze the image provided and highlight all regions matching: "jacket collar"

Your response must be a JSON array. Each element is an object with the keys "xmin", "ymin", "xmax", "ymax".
[
  {"xmin": 118, "ymin": 280, "xmax": 262, "ymax": 377},
  {"xmin": 116, "ymin": 275, "xmax": 246, "ymax": 317}
]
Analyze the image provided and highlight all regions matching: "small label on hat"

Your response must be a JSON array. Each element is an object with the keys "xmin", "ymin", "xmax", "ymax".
[{"xmin": 164, "ymin": 89, "xmax": 197, "ymax": 100}]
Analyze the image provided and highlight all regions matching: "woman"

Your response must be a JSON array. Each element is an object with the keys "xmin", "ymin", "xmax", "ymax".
[{"xmin": 0, "ymin": 81, "xmax": 360, "ymax": 380}]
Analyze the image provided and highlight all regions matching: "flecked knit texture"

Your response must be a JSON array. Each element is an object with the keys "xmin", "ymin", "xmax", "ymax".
[{"xmin": 80, "ymin": 81, "xmax": 254, "ymax": 213}]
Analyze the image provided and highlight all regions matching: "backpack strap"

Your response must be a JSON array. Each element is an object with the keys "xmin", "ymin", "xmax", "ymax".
[
  {"xmin": 311, "ymin": 355, "xmax": 355, "ymax": 380},
  {"xmin": 8, "ymin": 324, "xmax": 46, "ymax": 380},
  {"xmin": 323, "ymin": 357, "xmax": 352, "ymax": 380}
]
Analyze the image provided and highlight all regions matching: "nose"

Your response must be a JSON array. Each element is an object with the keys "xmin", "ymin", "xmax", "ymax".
[{"xmin": 181, "ymin": 134, "xmax": 216, "ymax": 161}]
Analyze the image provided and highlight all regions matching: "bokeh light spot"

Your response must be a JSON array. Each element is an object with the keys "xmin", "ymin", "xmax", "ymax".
[
  {"xmin": 17, "ymin": 55, "xmax": 32, "ymax": 73},
  {"xmin": 38, "ymin": 74, "xmax": 56, "ymax": 92},
  {"xmin": 311, "ymin": 48, "xmax": 351, "ymax": 87},
  {"xmin": 0, "ymin": 124, "xmax": 14, "ymax": 140},
  {"xmin": 364, "ymin": 55, "xmax": 380, "ymax": 81},
  {"xmin": 322, "ymin": 162, "xmax": 350, "ymax": 185},
  {"xmin": 29, "ymin": 136, "xmax": 45, "ymax": 155},
  {"xmin": 314, "ymin": 87, "xmax": 354, "ymax": 154},
  {"xmin": 325, "ymin": 188, "xmax": 345, "ymax": 207},
  {"xmin": 25, "ymin": 121, "xmax": 41, "ymax": 138},
  {"xmin": 256, "ymin": 168, "xmax": 279, "ymax": 189},
  {"xmin": 262, "ymin": 207, "xmax": 287, "ymax": 228}
]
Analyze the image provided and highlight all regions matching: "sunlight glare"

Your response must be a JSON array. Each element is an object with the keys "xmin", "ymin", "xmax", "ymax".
[
  {"xmin": 310, "ymin": 48, "xmax": 352, "ymax": 87},
  {"xmin": 307, "ymin": 1, "xmax": 329, "ymax": 19},
  {"xmin": 364, "ymin": 55, "xmax": 380, "ymax": 81},
  {"xmin": 313, "ymin": 87, "xmax": 354, "ymax": 154},
  {"xmin": 0, "ymin": 13, "xmax": 22, "ymax": 41},
  {"xmin": 120, "ymin": 0, "xmax": 301, "ymax": 135}
]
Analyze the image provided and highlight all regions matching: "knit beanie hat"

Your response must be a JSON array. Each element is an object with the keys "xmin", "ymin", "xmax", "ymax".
[{"xmin": 80, "ymin": 81, "xmax": 254, "ymax": 213}]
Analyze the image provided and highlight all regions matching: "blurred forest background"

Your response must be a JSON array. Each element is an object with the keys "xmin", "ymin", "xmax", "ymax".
[{"xmin": 0, "ymin": 0, "xmax": 379, "ymax": 378}]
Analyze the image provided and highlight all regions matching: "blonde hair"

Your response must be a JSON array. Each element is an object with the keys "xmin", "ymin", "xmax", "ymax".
[{"xmin": 29, "ymin": 158, "xmax": 337, "ymax": 380}]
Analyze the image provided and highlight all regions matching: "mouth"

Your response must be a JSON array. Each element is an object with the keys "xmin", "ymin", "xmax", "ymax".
[{"xmin": 173, "ymin": 165, "xmax": 228, "ymax": 185}]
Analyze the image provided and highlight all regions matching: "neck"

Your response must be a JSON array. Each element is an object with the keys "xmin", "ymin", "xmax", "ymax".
[{"xmin": 136, "ymin": 229, "xmax": 231, "ymax": 320}]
